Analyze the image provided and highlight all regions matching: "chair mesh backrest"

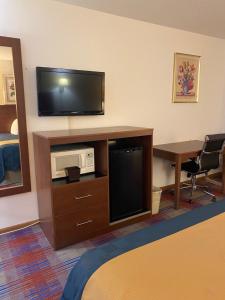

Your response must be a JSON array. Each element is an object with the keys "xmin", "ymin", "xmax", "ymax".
[{"xmin": 200, "ymin": 134, "xmax": 225, "ymax": 171}]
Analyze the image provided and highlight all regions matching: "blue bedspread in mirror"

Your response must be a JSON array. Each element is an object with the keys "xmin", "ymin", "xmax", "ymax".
[{"xmin": 0, "ymin": 134, "xmax": 20, "ymax": 182}]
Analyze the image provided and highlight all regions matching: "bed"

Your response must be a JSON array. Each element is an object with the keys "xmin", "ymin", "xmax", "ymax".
[{"xmin": 61, "ymin": 200, "xmax": 225, "ymax": 300}]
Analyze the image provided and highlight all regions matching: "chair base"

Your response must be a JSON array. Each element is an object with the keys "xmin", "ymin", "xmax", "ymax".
[{"xmin": 180, "ymin": 177, "xmax": 217, "ymax": 203}]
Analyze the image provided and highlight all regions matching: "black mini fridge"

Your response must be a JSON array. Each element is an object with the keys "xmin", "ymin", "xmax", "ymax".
[{"xmin": 109, "ymin": 145, "xmax": 144, "ymax": 222}]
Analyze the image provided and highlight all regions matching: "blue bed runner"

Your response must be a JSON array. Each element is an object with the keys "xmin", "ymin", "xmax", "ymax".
[{"xmin": 61, "ymin": 200, "xmax": 225, "ymax": 300}]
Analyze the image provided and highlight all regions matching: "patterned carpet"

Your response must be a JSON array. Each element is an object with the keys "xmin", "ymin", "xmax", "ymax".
[{"xmin": 0, "ymin": 179, "xmax": 224, "ymax": 299}]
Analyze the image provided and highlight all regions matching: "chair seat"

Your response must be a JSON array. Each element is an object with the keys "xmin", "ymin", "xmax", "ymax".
[{"xmin": 181, "ymin": 160, "xmax": 200, "ymax": 174}]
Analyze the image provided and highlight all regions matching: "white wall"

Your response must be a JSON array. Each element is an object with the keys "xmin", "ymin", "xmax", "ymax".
[{"xmin": 0, "ymin": 0, "xmax": 225, "ymax": 228}]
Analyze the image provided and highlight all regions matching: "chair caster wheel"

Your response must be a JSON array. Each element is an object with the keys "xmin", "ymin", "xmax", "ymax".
[{"xmin": 212, "ymin": 197, "xmax": 217, "ymax": 202}]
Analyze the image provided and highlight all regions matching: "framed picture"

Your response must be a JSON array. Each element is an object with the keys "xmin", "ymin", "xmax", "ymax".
[
  {"xmin": 4, "ymin": 75, "xmax": 16, "ymax": 104},
  {"xmin": 172, "ymin": 53, "xmax": 200, "ymax": 103}
]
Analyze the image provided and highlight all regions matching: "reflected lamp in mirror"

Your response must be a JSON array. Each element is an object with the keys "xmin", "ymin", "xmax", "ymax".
[
  {"xmin": 0, "ymin": 36, "xmax": 30, "ymax": 197},
  {"xmin": 10, "ymin": 119, "xmax": 18, "ymax": 135}
]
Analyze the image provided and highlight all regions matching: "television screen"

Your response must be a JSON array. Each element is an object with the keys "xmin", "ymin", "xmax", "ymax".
[{"xmin": 36, "ymin": 67, "xmax": 105, "ymax": 116}]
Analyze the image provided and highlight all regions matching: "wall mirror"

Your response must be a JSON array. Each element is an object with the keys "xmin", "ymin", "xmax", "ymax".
[{"xmin": 0, "ymin": 36, "xmax": 30, "ymax": 197}]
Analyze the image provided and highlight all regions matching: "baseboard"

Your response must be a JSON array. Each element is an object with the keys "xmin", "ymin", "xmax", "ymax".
[
  {"xmin": 161, "ymin": 171, "xmax": 222, "ymax": 191},
  {"xmin": 0, "ymin": 219, "xmax": 40, "ymax": 234}
]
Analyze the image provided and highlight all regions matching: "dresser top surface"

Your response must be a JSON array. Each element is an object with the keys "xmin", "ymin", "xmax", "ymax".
[{"xmin": 33, "ymin": 126, "xmax": 153, "ymax": 141}]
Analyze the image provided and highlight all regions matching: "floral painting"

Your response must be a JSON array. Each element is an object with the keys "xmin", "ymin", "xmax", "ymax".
[
  {"xmin": 172, "ymin": 53, "xmax": 200, "ymax": 103},
  {"xmin": 5, "ymin": 75, "xmax": 16, "ymax": 104}
]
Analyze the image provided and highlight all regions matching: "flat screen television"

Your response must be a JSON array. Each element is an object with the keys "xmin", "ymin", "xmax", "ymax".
[{"xmin": 36, "ymin": 67, "xmax": 105, "ymax": 116}]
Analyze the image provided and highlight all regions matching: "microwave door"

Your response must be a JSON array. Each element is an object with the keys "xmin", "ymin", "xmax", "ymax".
[
  {"xmin": 74, "ymin": 154, "xmax": 81, "ymax": 169},
  {"xmin": 80, "ymin": 154, "xmax": 86, "ymax": 169},
  {"xmin": 51, "ymin": 155, "xmax": 57, "ymax": 179},
  {"xmin": 55, "ymin": 154, "xmax": 80, "ymax": 178}
]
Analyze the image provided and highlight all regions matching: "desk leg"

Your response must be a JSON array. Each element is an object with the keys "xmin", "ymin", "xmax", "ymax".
[
  {"xmin": 222, "ymin": 152, "xmax": 225, "ymax": 194},
  {"xmin": 175, "ymin": 156, "xmax": 181, "ymax": 209}
]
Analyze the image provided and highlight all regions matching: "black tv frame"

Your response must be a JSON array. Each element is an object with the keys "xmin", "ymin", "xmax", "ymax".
[{"xmin": 36, "ymin": 67, "xmax": 105, "ymax": 116}]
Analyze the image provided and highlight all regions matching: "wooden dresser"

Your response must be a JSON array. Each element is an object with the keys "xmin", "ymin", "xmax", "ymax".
[{"xmin": 33, "ymin": 126, "xmax": 153, "ymax": 249}]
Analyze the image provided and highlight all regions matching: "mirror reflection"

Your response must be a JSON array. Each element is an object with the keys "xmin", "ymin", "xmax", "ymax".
[{"xmin": 0, "ymin": 46, "xmax": 21, "ymax": 188}]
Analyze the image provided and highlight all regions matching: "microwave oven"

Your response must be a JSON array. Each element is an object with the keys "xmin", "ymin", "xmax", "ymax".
[{"xmin": 51, "ymin": 146, "xmax": 95, "ymax": 179}]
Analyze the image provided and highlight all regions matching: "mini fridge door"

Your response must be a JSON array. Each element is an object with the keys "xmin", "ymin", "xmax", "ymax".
[{"xmin": 109, "ymin": 146, "xmax": 144, "ymax": 222}]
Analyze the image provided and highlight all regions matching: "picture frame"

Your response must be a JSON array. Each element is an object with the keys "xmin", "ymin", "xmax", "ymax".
[
  {"xmin": 4, "ymin": 75, "xmax": 16, "ymax": 104},
  {"xmin": 172, "ymin": 53, "xmax": 200, "ymax": 103}
]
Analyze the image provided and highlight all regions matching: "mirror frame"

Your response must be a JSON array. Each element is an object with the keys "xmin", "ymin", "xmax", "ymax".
[{"xmin": 0, "ymin": 36, "xmax": 31, "ymax": 197}]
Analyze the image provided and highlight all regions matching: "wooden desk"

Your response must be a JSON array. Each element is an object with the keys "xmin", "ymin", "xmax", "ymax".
[{"xmin": 153, "ymin": 140, "xmax": 225, "ymax": 209}]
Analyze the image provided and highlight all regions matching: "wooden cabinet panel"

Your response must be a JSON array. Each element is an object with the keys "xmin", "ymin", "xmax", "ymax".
[
  {"xmin": 52, "ymin": 177, "xmax": 108, "ymax": 216},
  {"xmin": 54, "ymin": 202, "xmax": 108, "ymax": 248}
]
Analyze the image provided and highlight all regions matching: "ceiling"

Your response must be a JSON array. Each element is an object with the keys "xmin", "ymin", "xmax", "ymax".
[{"xmin": 55, "ymin": 0, "xmax": 225, "ymax": 39}]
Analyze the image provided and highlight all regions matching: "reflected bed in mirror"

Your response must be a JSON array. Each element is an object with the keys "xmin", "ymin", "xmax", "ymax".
[
  {"xmin": 0, "ymin": 36, "xmax": 30, "ymax": 196},
  {"xmin": 0, "ymin": 46, "xmax": 21, "ymax": 187}
]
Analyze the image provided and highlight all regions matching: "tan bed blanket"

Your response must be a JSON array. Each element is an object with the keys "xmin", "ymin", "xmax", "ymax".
[{"xmin": 82, "ymin": 213, "xmax": 225, "ymax": 300}]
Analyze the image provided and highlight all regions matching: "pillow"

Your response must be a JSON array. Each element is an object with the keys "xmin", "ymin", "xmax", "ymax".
[{"xmin": 10, "ymin": 119, "xmax": 18, "ymax": 135}]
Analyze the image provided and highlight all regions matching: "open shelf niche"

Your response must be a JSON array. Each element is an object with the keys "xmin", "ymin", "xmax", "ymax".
[{"xmin": 51, "ymin": 139, "xmax": 108, "ymax": 187}]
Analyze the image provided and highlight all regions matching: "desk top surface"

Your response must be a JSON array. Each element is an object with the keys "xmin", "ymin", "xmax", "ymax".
[{"xmin": 153, "ymin": 140, "xmax": 204, "ymax": 155}]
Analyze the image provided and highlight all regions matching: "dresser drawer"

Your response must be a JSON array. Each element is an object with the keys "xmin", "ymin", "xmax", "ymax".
[
  {"xmin": 52, "ymin": 177, "xmax": 108, "ymax": 216},
  {"xmin": 54, "ymin": 206, "xmax": 108, "ymax": 248}
]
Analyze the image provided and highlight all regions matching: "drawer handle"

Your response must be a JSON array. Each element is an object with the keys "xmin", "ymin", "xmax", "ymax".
[
  {"xmin": 74, "ymin": 193, "xmax": 93, "ymax": 200},
  {"xmin": 76, "ymin": 220, "xmax": 93, "ymax": 227}
]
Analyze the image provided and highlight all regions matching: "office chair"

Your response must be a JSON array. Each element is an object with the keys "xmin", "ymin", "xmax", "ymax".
[{"xmin": 180, "ymin": 134, "xmax": 225, "ymax": 203}]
